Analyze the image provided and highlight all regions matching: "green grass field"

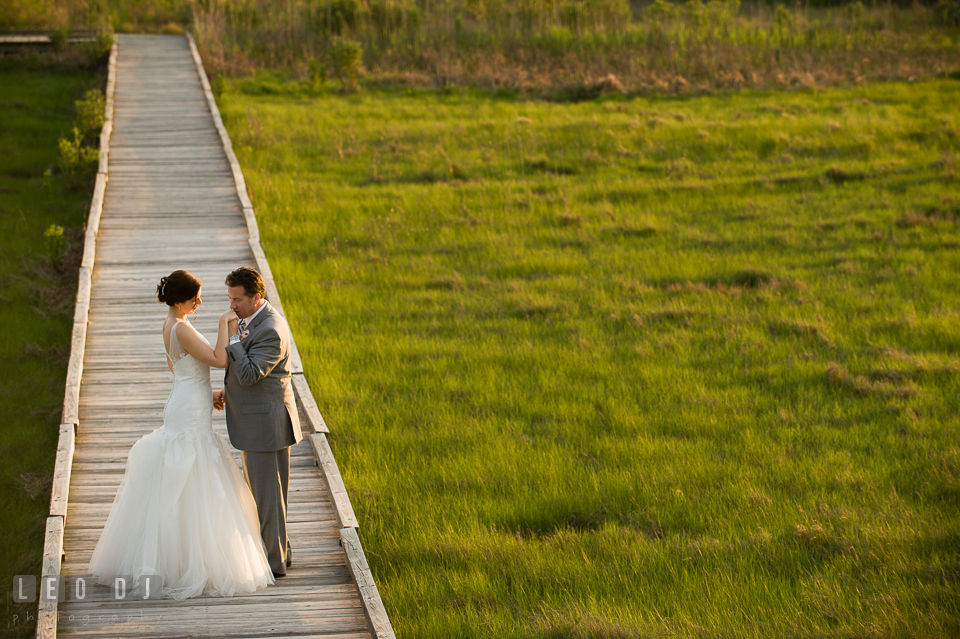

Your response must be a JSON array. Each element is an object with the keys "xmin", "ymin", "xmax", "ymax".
[
  {"xmin": 0, "ymin": 61, "xmax": 103, "ymax": 637},
  {"xmin": 222, "ymin": 77, "xmax": 960, "ymax": 638}
]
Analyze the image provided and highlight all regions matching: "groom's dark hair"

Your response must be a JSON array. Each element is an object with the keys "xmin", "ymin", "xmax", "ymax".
[{"xmin": 226, "ymin": 266, "xmax": 266, "ymax": 299}]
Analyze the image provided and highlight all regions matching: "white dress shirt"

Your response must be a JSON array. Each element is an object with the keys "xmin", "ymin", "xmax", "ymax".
[{"xmin": 230, "ymin": 302, "xmax": 266, "ymax": 345}]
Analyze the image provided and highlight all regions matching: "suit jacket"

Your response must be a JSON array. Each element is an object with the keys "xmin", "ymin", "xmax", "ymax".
[{"xmin": 223, "ymin": 301, "xmax": 303, "ymax": 452}]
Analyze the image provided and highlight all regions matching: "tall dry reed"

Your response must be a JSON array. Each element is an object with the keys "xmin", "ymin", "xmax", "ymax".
[
  {"xmin": 5, "ymin": 0, "xmax": 959, "ymax": 93},
  {"xmin": 191, "ymin": 0, "xmax": 960, "ymax": 93}
]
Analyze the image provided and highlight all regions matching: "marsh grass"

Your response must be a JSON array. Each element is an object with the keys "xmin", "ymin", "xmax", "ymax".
[
  {"xmin": 219, "ymin": 76, "xmax": 960, "ymax": 637},
  {"xmin": 0, "ymin": 61, "xmax": 104, "ymax": 638},
  {"xmin": 192, "ymin": 0, "xmax": 960, "ymax": 94},
  {"xmin": 5, "ymin": 0, "xmax": 958, "ymax": 94}
]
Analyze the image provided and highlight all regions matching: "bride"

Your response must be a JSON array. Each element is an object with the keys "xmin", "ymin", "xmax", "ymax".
[{"xmin": 89, "ymin": 269, "xmax": 275, "ymax": 600}]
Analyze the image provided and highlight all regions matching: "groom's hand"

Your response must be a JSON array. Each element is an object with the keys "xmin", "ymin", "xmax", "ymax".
[{"xmin": 213, "ymin": 389, "xmax": 226, "ymax": 411}]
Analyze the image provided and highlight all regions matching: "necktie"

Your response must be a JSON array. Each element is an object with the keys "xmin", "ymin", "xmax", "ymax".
[{"xmin": 238, "ymin": 318, "xmax": 247, "ymax": 337}]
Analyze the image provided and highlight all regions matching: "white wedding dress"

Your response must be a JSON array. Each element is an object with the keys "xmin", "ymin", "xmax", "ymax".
[{"xmin": 89, "ymin": 321, "xmax": 274, "ymax": 600}]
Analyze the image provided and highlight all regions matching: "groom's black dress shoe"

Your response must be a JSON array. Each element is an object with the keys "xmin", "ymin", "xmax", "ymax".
[{"xmin": 272, "ymin": 571, "xmax": 286, "ymax": 579}]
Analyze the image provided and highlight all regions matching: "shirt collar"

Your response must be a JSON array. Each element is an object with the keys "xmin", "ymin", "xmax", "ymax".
[{"xmin": 244, "ymin": 301, "xmax": 267, "ymax": 325}]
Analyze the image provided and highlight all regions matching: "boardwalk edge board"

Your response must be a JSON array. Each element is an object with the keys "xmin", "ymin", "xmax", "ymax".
[
  {"xmin": 186, "ymin": 32, "xmax": 395, "ymax": 639},
  {"xmin": 49, "ymin": 424, "xmax": 76, "ymax": 520},
  {"xmin": 341, "ymin": 528, "xmax": 395, "ymax": 639},
  {"xmin": 39, "ymin": 41, "xmax": 118, "ymax": 639},
  {"xmin": 36, "ymin": 517, "xmax": 64, "ymax": 639},
  {"xmin": 308, "ymin": 433, "xmax": 358, "ymax": 529}
]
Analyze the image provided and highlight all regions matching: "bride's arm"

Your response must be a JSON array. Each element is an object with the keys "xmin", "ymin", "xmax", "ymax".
[
  {"xmin": 176, "ymin": 311, "xmax": 237, "ymax": 368},
  {"xmin": 212, "ymin": 310, "xmax": 238, "ymax": 367}
]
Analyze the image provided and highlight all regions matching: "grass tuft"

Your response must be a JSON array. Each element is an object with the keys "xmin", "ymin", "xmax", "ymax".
[
  {"xmin": 824, "ymin": 166, "xmax": 867, "ymax": 184},
  {"xmin": 606, "ymin": 224, "xmax": 657, "ymax": 238}
]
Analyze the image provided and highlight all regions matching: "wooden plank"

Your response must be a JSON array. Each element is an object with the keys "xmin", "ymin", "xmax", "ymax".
[
  {"xmin": 49, "ymin": 424, "xmax": 76, "ymax": 519},
  {"xmin": 87, "ymin": 172, "xmax": 107, "ymax": 236},
  {"xmin": 40, "ymin": 515, "xmax": 64, "ymax": 584},
  {"xmin": 104, "ymin": 42, "xmax": 117, "ymax": 113},
  {"xmin": 62, "ymin": 264, "xmax": 90, "ymax": 426},
  {"xmin": 80, "ymin": 173, "xmax": 107, "ymax": 269},
  {"xmin": 56, "ymin": 610, "xmax": 369, "ymax": 638},
  {"xmin": 55, "ymin": 581, "xmax": 358, "ymax": 604},
  {"xmin": 340, "ymin": 527, "xmax": 395, "ymax": 639},
  {"xmin": 63, "ymin": 534, "xmax": 344, "ymax": 555},
  {"xmin": 61, "ymin": 597, "xmax": 364, "ymax": 615},
  {"xmin": 242, "ymin": 206, "xmax": 260, "ymax": 241},
  {"xmin": 309, "ymin": 433, "xmax": 358, "ymax": 529},
  {"xmin": 35, "ymin": 611, "xmax": 56, "ymax": 639},
  {"xmin": 61, "ymin": 310, "xmax": 87, "ymax": 426},
  {"xmin": 74, "ymin": 265, "xmax": 91, "ymax": 316},
  {"xmin": 96, "ymin": 118, "xmax": 111, "ymax": 174},
  {"xmin": 293, "ymin": 373, "xmax": 329, "ymax": 434},
  {"xmin": 57, "ymin": 589, "xmax": 362, "ymax": 612},
  {"xmin": 97, "ymin": 41, "xmax": 114, "ymax": 178},
  {"xmin": 37, "ymin": 516, "xmax": 64, "ymax": 639}
]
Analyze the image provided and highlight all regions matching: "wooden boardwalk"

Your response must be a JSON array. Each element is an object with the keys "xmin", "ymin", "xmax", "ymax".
[{"xmin": 40, "ymin": 34, "xmax": 392, "ymax": 639}]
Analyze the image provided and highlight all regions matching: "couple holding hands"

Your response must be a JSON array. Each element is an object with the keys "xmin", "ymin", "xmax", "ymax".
[{"xmin": 89, "ymin": 266, "xmax": 303, "ymax": 600}]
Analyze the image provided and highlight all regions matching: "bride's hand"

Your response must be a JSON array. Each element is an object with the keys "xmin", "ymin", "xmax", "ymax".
[{"xmin": 220, "ymin": 309, "xmax": 239, "ymax": 332}]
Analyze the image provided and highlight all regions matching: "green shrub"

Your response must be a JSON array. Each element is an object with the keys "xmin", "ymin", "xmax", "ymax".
[
  {"xmin": 328, "ymin": 36, "xmax": 363, "ymax": 93},
  {"xmin": 58, "ymin": 127, "xmax": 81, "ymax": 169},
  {"xmin": 75, "ymin": 89, "xmax": 105, "ymax": 142},
  {"xmin": 95, "ymin": 29, "xmax": 115, "ymax": 57},
  {"xmin": 58, "ymin": 126, "xmax": 99, "ymax": 176},
  {"xmin": 44, "ymin": 223, "xmax": 65, "ymax": 270},
  {"xmin": 307, "ymin": 57, "xmax": 327, "ymax": 91},
  {"xmin": 50, "ymin": 26, "xmax": 69, "ymax": 52},
  {"xmin": 212, "ymin": 73, "xmax": 226, "ymax": 99}
]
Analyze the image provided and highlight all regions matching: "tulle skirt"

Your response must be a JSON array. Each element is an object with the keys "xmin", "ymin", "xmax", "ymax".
[{"xmin": 89, "ymin": 426, "xmax": 275, "ymax": 600}]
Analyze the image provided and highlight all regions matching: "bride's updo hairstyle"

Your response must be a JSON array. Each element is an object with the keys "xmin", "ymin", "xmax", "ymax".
[{"xmin": 157, "ymin": 270, "xmax": 202, "ymax": 306}]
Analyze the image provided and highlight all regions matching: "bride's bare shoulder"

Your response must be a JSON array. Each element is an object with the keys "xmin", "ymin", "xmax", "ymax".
[
  {"xmin": 173, "ymin": 321, "xmax": 211, "ymax": 350},
  {"xmin": 173, "ymin": 320, "xmax": 202, "ymax": 338}
]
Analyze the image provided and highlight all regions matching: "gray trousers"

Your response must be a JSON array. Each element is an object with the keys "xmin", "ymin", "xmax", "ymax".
[{"xmin": 241, "ymin": 447, "xmax": 290, "ymax": 575}]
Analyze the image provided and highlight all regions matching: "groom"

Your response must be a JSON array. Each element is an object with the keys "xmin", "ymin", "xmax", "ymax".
[{"xmin": 216, "ymin": 266, "xmax": 303, "ymax": 577}]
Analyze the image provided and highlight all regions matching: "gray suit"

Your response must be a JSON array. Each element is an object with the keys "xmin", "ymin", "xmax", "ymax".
[{"xmin": 224, "ymin": 301, "xmax": 303, "ymax": 574}]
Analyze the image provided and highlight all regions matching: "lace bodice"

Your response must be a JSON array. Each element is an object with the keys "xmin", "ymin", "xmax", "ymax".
[
  {"xmin": 164, "ymin": 321, "xmax": 213, "ymax": 434},
  {"xmin": 168, "ymin": 321, "xmax": 212, "ymax": 381}
]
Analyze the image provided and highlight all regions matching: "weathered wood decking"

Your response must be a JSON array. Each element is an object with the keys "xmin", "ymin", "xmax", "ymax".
[{"xmin": 41, "ymin": 34, "xmax": 392, "ymax": 639}]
